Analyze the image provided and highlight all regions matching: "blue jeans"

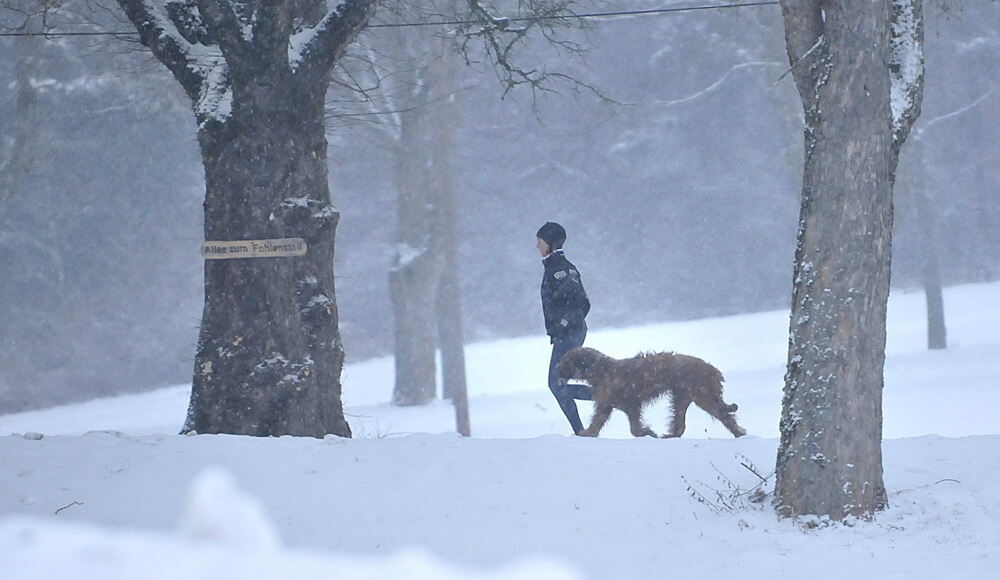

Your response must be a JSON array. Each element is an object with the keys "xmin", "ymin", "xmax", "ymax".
[{"xmin": 548, "ymin": 328, "xmax": 592, "ymax": 434}]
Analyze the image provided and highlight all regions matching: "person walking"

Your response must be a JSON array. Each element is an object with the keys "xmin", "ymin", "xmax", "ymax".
[{"xmin": 536, "ymin": 221, "xmax": 593, "ymax": 435}]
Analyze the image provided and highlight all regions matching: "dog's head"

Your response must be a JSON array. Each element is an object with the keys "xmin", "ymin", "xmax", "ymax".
[{"xmin": 556, "ymin": 347, "xmax": 605, "ymax": 382}]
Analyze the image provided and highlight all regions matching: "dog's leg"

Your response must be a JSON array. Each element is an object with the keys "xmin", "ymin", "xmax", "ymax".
[
  {"xmin": 718, "ymin": 411, "xmax": 747, "ymax": 438},
  {"xmin": 579, "ymin": 402, "xmax": 613, "ymax": 437},
  {"xmin": 624, "ymin": 406, "xmax": 657, "ymax": 438},
  {"xmin": 664, "ymin": 393, "xmax": 691, "ymax": 438},
  {"xmin": 693, "ymin": 388, "xmax": 747, "ymax": 438}
]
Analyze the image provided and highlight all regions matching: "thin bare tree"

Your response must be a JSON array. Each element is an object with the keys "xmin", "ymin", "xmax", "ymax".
[{"xmin": 904, "ymin": 86, "xmax": 996, "ymax": 350}]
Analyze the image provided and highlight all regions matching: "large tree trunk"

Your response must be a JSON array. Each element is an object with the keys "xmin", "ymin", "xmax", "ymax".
[
  {"xmin": 118, "ymin": 0, "xmax": 377, "ymax": 437},
  {"xmin": 387, "ymin": 25, "xmax": 470, "ymax": 428},
  {"xmin": 387, "ymin": 23, "xmax": 470, "ymax": 410},
  {"xmin": 390, "ymin": 90, "xmax": 446, "ymax": 406},
  {"xmin": 184, "ymin": 72, "xmax": 350, "ymax": 436},
  {"xmin": 775, "ymin": 0, "xmax": 923, "ymax": 520}
]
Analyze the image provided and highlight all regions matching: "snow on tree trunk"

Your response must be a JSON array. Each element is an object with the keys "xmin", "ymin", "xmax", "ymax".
[
  {"xmin": 117, "ymin": 0, "xmax": 378, "ymax": 437},
  {"xmin": 775, "ymin": 0, "xmax": 923, "ymax": 520},
  {"xmin": 187, "ymin": 82, "xmax": 350, "ymax": 436}
]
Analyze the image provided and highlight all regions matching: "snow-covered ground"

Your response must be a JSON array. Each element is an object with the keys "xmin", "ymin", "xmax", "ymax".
[{"xmin": 2, "ymin": 282, "xmax": 999, "ymax": 578}]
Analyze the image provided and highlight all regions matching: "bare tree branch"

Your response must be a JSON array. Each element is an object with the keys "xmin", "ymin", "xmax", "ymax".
[
  {"xmin": 0, "ymin": 0, "xmax": 60, "ymax": 33},
  {"xmin": 774, "ymin": 35, "xmax": 822, "ymax": 83},
  {"xmin": 115, "ymin": 0, "xmax": 205, "ymax": 98},
  {"xmin": 299, "ymin": 0, "xmax": 379, "ymax": 73},
  {"xmin": 456, "ymin": 0, "xmax": 613, "ymax": 104},
  {"xmin": 916, "ymin": 84, "xmax": 996, "ymax": 137},
  {"xmin": 656, "ymin": 61, "xmax": 783, "ymax": 108},
  {"xmin": 777, "ymin": 0, "xmax": 824, "ymax": 106},
  {"xmin": 54, "ymin": 500, "xmax": 84, "ymax": 515}
]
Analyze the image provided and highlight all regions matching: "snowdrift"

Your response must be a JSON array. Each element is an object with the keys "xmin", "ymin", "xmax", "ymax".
[{"xmin": 2, "ymin": 282, "xmax": 999, "ymax": 578}]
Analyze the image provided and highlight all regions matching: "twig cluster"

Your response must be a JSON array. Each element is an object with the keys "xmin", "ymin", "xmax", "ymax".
[
  {"xmin": 455, "ymin": 0, "xmax": 611, "ymax": 104},
  {"xmin": 0, "ymin": 0, "xmax": 60, "ymax": 33},
  {"xmin": 682, "ymin": 454, "xmax": 774, "ymax": 515}
]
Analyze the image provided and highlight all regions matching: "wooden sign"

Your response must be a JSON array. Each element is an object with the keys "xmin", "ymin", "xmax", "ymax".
[{"xmin": 202, "ymin": 238, "xmax": 308, "ymax": 259}]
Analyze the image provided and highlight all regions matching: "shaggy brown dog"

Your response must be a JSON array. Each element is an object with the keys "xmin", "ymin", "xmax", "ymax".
[{"xmin": 556, "ymin": 347, "xmax": 746, "ymax": 438}]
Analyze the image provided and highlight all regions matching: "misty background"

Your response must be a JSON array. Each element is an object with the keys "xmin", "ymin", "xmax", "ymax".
[{"xmin": 1, "ymin": 2, "xmax": 997, "ymax": 413}]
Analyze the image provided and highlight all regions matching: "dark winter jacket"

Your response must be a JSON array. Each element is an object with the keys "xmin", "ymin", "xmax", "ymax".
[{"xmin": 541, "ymin": 250, "xmax": 590, "ymax": 342}]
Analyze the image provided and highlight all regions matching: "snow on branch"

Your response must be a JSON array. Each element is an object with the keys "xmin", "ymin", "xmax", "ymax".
[
  {"xmin": 118, "ymin": 0, "xmax": 197, "ymax": 77},
  {"xmin": 391, "ymin": 243, "xmax": 427, "ymax": 271},
  {"xmin": 289, "ymin": 0, "xmax": 378, "ymax": 72},
  {"xmin": 288, "ymin": 25, "xmax": 319, "ymax": 71},
  {"xmin": 117, "ymin": 0, "xmax": 233, "ymax": 127},
  {"xmin": 890, "ymin": 0, "xmax": 924, "ymax": 144},
  {"xmin": 195, "ymin": 0, "xmax": 248, "ymax": 55},
  {"xmin": 165, "ymin": 0, "xmax": 211, "ymax": 45},
  {"xmin": 188, "ymin": 45, "xmax": 232, "ymax": 126}
]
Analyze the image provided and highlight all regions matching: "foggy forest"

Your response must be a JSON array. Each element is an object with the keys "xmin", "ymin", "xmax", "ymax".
[
  {"xmin": 2, "ymin": 1, "xmax": 995, "ymax": 413},
  {"xmin": 2, "ymin": 0, "xmax": 999, "ymax": 577}
]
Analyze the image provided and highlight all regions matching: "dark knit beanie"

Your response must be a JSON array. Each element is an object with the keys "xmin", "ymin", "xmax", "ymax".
[{"xmin": 536, "ymin": 221, "xmax": 567, "ymax": 250}]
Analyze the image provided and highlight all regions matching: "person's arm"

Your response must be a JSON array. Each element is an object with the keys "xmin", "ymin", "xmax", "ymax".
[{"xmin": 550, "ymin": 268, "xmax": 589, "ymax": 333}]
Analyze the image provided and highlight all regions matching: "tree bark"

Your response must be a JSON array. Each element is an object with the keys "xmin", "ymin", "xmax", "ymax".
[
  {"xmin": 384, "ymin": 21, "xmax": 470, "ymax": 428},
  {"xmin": 775, "ymin": 0, "xmax": 923, "ymax": 520},
  {"xmin": 430, "ymin": 46, "xmax": 471, "ymax": 435},
  {"xmin": 438, "ymin": 260, "xmax": 471, "ymax": 435},
  {"xmin": 916, "ymin": 188, "xmax": 947, "ymax": 350},
  {"xmin": 390, "ymin": 84, "xmax": 446, "ymax": 406},
  {"xmin": 186, "ymin": 73, "xmax": 351, "ymax": 436},
  {"xmin": 906, "ymin": 135, "xmax": 946, "ymax": 349},
  {"xmin": 117, "ymin": 0, "xmax": 378, "ymax": 437}
]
